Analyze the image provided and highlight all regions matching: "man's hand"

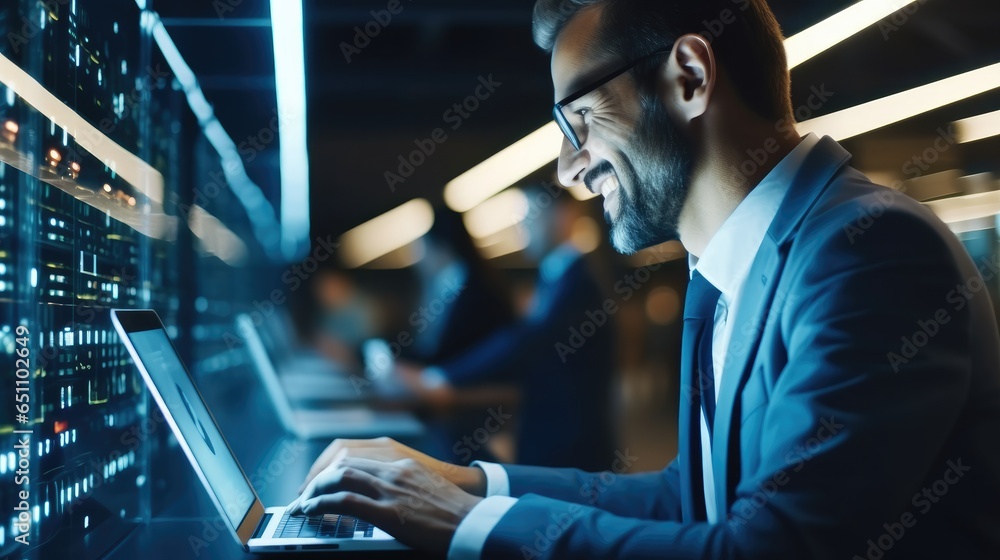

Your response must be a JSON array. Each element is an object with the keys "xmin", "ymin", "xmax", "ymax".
[
  {"xmin": 299, "ymin": 437, "xmax": 486, "ymax": 496},
  {"xmin": 289, "ymin": 457, "xmax": 483, "ymax": 556}
]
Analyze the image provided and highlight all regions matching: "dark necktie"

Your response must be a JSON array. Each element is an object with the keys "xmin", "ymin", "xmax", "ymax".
[{"xmin": 683, "ymin": 270, "xmax": 723, "ymax": 438}]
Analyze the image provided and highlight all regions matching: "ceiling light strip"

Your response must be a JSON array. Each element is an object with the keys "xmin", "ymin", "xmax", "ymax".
[
  {"xmin": 954, "ymin": 108, "xmax": 1000, "ymax": 144},
  {"xmin": 340, "ymin": 199, "xmax": 435, "ymax": 268},
  {"xmin": 797, "ymin": 62, "xmax": 1000, "ymax": 140},
  {"xmin": 783, "ymin": 0, "xmax": 917, "ymax": 69},
  {"xmin": 271, "ymin": 0, "xmax": 311, "ymax": 261}
]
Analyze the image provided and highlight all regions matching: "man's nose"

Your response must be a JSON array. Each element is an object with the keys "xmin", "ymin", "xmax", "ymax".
[{"xmin": 557, "ymin": 136, "xmax": 589, "ymax": 187}]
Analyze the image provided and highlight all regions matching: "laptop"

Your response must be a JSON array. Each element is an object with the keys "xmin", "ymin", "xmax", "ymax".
[
  {"xmin": 235, "ymin": 313, "xmax": 423, "ymax": 440},
  {"xmin": 241, "ymin": 309, "xmax": 389, "ymax": 404},
  {"xmin": 111, "ymin": 309, "xmax": 409, "ymax": 553}
]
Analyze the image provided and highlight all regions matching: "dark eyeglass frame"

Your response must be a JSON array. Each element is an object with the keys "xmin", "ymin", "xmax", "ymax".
[{"xmin": 552, "ymin": 49, "xmax": 673, "ymax": 151}]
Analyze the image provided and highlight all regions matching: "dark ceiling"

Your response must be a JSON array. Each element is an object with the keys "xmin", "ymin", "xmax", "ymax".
[{"xmin": 156, "ymin": 0, "xmax": 1000, "ymax": 248}]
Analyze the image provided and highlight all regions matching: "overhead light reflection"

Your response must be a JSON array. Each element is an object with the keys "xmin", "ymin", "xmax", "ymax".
[
  {"xmin": 444, "ymin": 122, "xmax": 563, "ymax": 212},
  {"xmin": 462, "ymin": 188, "xmax": 529, "ymax": 240},
  {"xmin": 340, "ymin": 199, "xmax": 435, "ymax": 268},
  {"xmin": 797, "ymin": 62, "xmax": 1000, "ymax": 140},
  {"xmin": 783, "ymin": 0, "xmax": 917, "ymax": 68},
  {"xmin": 478, "ymin": 227, "xmax": 530, "ymax": 260},
  {"xmin": 954, "ymin": 108, "xmax": 1000, "ymax": 144},
  {"xmin": 270, "ymin": 0, "xmax": 310, "ymax": 261}
]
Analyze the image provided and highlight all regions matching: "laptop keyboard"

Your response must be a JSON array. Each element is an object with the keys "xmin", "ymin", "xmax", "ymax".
[{"xmin": 274, "ymin": 512, "xmax": 375, "ymax": 539}]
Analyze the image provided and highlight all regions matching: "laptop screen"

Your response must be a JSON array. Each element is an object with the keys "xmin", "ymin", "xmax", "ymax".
[{"xmin": 125, "ymin": 326, "xmax": 255, "ymax": 530}]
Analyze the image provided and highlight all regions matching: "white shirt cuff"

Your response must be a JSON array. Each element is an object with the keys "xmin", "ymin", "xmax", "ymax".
[
  {"xmin": 471, "ymin": 461, "xmax": 510, "ymax": 497},
  {"xmin": 447, "ymin": 496, "xmax": 518, "ymax": 560}
]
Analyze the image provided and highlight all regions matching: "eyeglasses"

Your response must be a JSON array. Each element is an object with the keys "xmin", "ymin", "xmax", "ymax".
[{"xmin": 552, "ymin": 49, "xmax": 672, "ymax": 151}]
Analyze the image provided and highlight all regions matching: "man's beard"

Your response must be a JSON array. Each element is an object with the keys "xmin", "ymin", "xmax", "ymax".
[{"xmin": 588, "ymin": 93, "xmax": 694, "ymax": 255}]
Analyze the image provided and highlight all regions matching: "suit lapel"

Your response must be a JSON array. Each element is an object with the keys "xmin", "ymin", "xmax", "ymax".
[
  {"xmin": 711, "ymin": 235, "xmax": 785, "ymax": 515},
  {"xmin": 709, "ymin": 136, "xmax": 854, "ymax": 515}
]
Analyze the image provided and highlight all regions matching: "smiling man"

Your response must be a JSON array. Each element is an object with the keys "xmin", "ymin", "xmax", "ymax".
[{"xmin": 290, "ymin": 1, "xmax": 1000, "ymax": 558}]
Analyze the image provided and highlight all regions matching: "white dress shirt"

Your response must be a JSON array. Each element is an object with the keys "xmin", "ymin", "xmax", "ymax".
[
  {"xmin": 692, "ymin": 132, "xmax": 819, "ymax": 521},
  {"xmin": 447, "ymin": 134, "xmax": 820, "ymax": 559}
]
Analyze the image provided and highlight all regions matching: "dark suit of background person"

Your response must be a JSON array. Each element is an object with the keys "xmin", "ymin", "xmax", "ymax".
[
  {"xmin": 403, "ymin": 209, "xmax": 516, "ymax": 464},
  {"xmin": 472, "ymin": 136, "xmax": 1000, "ymax": 559},
  {"xmin": 424, "ymin": 187, "xmax": 618, "ymax": 472},
  {"xmin": 405, "ymin": 210, "xmax": 515, "ymax": 368}
]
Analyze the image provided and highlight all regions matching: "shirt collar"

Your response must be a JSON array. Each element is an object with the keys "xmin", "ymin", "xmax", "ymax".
[{"xmin": 690, "ymin": 133, "xmax": 820, "ymax": 301}]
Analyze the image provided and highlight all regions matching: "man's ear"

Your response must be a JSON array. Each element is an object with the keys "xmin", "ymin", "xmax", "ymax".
[{"xmin": 658, "ymin": 33, "xmax": 716, "ymax": 123}]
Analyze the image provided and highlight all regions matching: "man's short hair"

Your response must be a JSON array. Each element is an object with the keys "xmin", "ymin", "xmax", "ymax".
[{"xmin": 532, "ymin": 0, "xmax": 792, "ymax": 122}]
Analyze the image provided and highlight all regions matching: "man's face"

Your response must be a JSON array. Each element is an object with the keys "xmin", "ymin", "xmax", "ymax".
[{"xmin": 552, "ymin": 7, "xmax": 694, "ymax": 254}]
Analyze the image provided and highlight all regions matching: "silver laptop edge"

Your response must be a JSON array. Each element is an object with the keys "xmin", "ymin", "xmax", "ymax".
[{"xmin": 111, "ymin": 310, "xmax": 405, "ymax": 553}]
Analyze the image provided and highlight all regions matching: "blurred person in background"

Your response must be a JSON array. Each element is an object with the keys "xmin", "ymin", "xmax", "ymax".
[
  {"xmin": 401, "ymin": 208, "xmax": 517, "ymax": 463},
  {"xmin": 395, "ymin": 183, "xmax": 619, "ymax": 472},
  {"xmin": 405, "ymin": 208, "xmax": 516, "ymax": 368},
  {"xmin": 311, "ymin": 268, "xmax": 379, "ymax": 370}
]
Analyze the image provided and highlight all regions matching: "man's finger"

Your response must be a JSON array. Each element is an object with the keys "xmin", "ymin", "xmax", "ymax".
[
  {"xmin": 300, "ymin": 491, "xmax": 386, "ymax": 524},
  {"xmin": 313, "ymin": 464, "xmax": 389, "ymax": 499},
  {"xmin": 293, "ymin": 462, "xmax": 390, "ymax": 514},
  {"xmin": 337, "ymin": 456, "xmax": 406, "ymax": 481},
  {"xmin": 302, "ymin": 438, "xmax": 397, "ymax": 489},
  {"xmin": 301, "ymin": 448, "xmax": 410, "ymax": 493}
]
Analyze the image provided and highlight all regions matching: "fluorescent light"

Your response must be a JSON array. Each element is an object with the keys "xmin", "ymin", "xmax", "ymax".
[
  {"xmin": 147, "ymin": 9, "xmax": 284, "ymax": 259},
  {"xmin": 955, "ymin": 109, "xmax": 1000, "ymax": 144},
  {"xmin": 462, "ymin": 188, "xmax": 529, "ymax": 239},
  {"xmin": 271, "ymin": 0, "xmax": 310, "ymax": 261},
  {"xmin": 0, "ymin": 52, "xmax": 164, "ymax": 205},
  {"xmin": 478, "ymin": 227, "xmax": 530, "ymax": 260},
  {"xmin": 444, "ymin": 122, "xmax": 563, "ymax": 212},
  {"xmin": 924, "ymin": 189, "xmax": 1000, "ymax": 224},
  {"xmin": 797, "ymin": 62, "xmax": 1000, "ymax": 140},
  {"xmin": 783, "ymin": 0, "xmax": 915, "ymax": 69},
  {"xmin": 362, "ymin": 242, "xmax": 426, "ymax": 270},
  {"xmin": 340, "ymin": 199, "xmax": 435, "ymax": 268},
  {"xmin": 444, "ymin": 1, "xmax": 907, "ymax": 206},
  {"xmin": 187, "ymin": 205, "xmax": 250, "ymax": 266}
]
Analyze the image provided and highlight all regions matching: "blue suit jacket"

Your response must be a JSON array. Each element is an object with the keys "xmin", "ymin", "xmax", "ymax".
[
  {"xmin": 483, "ymin": 137, "xmax": 1000, "ymax": 559},
  {"xmin": 442, "ymin": 255, "xmax": 617, "ymax": 472}
]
